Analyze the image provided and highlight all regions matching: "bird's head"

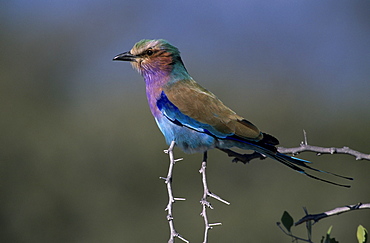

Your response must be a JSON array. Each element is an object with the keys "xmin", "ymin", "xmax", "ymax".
[{"xmin": 113, "ymin": 39, "xmax": 186, "ymax": 78}]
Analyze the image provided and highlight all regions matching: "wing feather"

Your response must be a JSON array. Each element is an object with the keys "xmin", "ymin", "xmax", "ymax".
[{"xmin": 160, "ymin": 79, "xmax": 262, "ymax": 140}]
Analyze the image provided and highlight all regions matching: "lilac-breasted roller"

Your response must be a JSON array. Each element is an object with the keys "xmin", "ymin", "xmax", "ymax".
[{"xmin": 113, "ymin": 39, "xmax": 351, "ymax": 187}]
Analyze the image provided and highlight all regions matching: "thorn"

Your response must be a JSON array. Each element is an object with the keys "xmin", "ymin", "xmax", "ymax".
[
  {"xmin": 176, "ymin": 234, "xmax": 190, "ymax": 243},
  {"xmin": 209, "ymin": 222, "xmax": 222, "ymax": 227},
  {"xmin": 160, "ymin": 176, "xmax": 171, "ymax": 184},
  {"xmin": 207, "ymin": 192, "xmax": 231, "ymax": 205},
  {"xmin": 199, "ymin": 166, "xmax": 206, "ymax": 173},
  {"xmin": 174, "ymin": 197, "xmax": 186, "ymax": 201},
  {"xmin": 303, "ymin": 129, "xmax": 308, "ymax": 145}
]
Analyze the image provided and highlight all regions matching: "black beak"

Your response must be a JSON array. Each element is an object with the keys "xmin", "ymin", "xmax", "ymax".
[{"xmin": 113, "ymin": 51, "xmax": 137, "ymax": 62}]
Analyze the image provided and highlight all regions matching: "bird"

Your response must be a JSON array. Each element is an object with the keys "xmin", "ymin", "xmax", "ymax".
[{"xmin": 113, "ymin": 39, "xmax": 352, "ymax": 187}]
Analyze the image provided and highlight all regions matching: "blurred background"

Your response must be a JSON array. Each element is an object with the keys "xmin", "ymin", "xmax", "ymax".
[{"xmin": 1, "ymin": 1, "xmax": 370, "ymax": 242}]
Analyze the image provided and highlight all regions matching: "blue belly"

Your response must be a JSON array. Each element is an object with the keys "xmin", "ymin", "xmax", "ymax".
[{"xmin": 155, "ymin": 117, "xmax": 216, "ymax": 154}]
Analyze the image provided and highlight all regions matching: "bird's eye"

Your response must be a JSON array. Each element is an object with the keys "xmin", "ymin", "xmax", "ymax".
[{"xmin": 146, "ymin": 49, "xmax": 153, "ymax": 56}]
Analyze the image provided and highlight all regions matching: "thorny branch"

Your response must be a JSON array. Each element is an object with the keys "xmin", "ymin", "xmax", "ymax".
[
  {"xmin": 199, "ymin": 152, "xmax": 230, "ymax": 243},
  {"xmin": 295, "ymin": 203, "xmax": 370, "ymax": 226},
  {"xmin": 159, "ymin": 132, "xmax": 369, "ymax": 242},
  {"xmin": 160, "ymin": 143, "xmax": 230, "ymax": 243},
  {"xmin": 221, "ymin": 130, "xmax": 370, "ymax": 163},
  {"xmin": 276, "ymin": 222, "xmax": 313, "ymax": 243},
  {"xmin": 160, "ymin": 141, "xmax": 188, "ymax": 243},
  {"xmin": 278, "ymin": 203, "xmax": 370, "ymax": 242},
  {"xmin": 278, "ymin": 130, "xmax": 370, "ymax": 160}
]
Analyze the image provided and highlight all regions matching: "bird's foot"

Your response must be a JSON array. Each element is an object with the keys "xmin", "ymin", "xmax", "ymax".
[{"xmin": 218, "ymin": 148, "xmax": 266, "ymax": 164}]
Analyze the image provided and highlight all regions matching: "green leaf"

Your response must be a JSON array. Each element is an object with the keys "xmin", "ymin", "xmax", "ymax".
[
  {"xmin": 321, "ymin": 226, "xmax": 339, "ymax": 243},
  {"xmin": 281, "ymin": 211, "xmax": 294, "ymax": 232},
  {"xmin": 357, "ymin": 225, "xmax": 368, "ymax": 243},
  {"xmin": 327, "ymin": 225, "xmax": 333, "ymax": 235}
]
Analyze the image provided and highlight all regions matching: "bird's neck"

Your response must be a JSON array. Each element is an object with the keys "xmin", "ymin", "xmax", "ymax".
[{"xmin": 144, "ymin": 64, "xmax": 190, "ymax": 117}]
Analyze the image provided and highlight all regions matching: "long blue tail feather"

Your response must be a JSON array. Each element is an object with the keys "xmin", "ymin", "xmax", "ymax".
[
  {"xmin": 224, "ymin": 136, "xmax": 353, "ymax": 187},
  {"xmin": 275, "ymin": 153, "xmax": 352, "ymax": 187},
  {"xmin": 277, "ymin": 153, "xmax": 353, "ymax": 180}
]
